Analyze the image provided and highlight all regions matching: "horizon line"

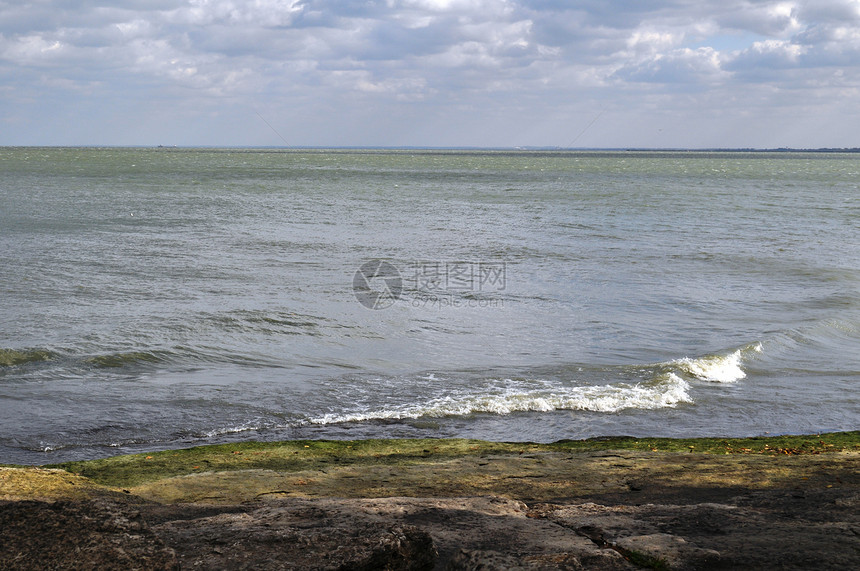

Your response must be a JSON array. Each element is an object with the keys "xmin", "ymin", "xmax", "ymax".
[{"xmin": 2, "ymin": 144, "xmax": 860, "ymax": 153}]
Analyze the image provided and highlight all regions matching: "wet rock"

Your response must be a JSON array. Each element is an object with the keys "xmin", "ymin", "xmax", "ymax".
[
  {"xmin": 153, "ymin": 503, "xmax": 436, "ymax": 570},
  {"xmin": 0, "ymin": 499, "xmax": 178, "ymax": 570}
]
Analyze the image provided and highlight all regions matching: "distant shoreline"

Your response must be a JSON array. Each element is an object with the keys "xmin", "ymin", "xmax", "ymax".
[{"xmin": 3, "ymin": 145, "xmax": 860, "ymax": 152}]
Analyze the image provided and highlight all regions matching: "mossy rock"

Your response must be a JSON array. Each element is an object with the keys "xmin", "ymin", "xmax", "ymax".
[{"xmin": 0, "ymin": 432, "xmax": 840, "ymax": 505}]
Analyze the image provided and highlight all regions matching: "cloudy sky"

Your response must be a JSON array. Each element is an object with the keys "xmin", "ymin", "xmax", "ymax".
[{"xmin": 2, "ymin": 0, "xmax": 859, "ymax": 147}]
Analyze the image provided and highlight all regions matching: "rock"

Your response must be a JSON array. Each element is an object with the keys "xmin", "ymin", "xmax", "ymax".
[
  {"xmin": 150, "ymin": 496, "xmax": 635, "ymax": 570},
  {"xmin": 445, "ymin": 548, "xmax": 633, "ymax": 570},
  {"xmin": 547, "ymin": 504, "xmax": 725, "ymax": 570},
  {"xmin": 445, "ymin": 549, "xmax": 535, "ymax": 570},
  {"xmin": 544, "ymin": 496, "xmax": 860, "ymax": 570},
  {"xmin": 152, "ymin": 503, "xmax": 437, "ymax": 570},
  {"xmin": 246, "ymin": 496, "xmax": 632, "ymax": 570},
  {"xmin": 614, "ymin": 533, "xmax": 721, "ymax": 571},
  {"xmin": 3, "ymin": 440, "xmax": 859, "ymax": 570},
  {"xmin": 0, "ymin": 499, "xmax": 178, "ymax": 570}
]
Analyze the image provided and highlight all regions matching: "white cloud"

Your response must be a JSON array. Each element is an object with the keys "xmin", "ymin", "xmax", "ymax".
[
  {"xmin": 169, "ymin": 0, "xmax": 305, "ymax": 27},
  {"xmin": 2, "ymin": 34, "xmax": 65, "ymax": 64},
  {"xmin": 1, "ymin": 0, "xmax": 859, "ymax": 146},
  {"xmin": 625, "ymin": 29, "xmax": 684, "ymax": 54},
  {"xmin": 727, "ymin": 38, "xmax": 807, "ymax": 74},
  {"xmin": 614, "ymin": 46, "xmax": 727, "ymax": 86}
]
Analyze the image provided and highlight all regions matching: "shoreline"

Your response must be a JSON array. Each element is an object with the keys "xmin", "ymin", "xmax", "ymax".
[
  {"xmin": 32, "ymin": 431, "xmax": 860, "ymax": 492},
  {"xmin": 3, "ymin": 432, "xmax": 859, "ymax": 569}
]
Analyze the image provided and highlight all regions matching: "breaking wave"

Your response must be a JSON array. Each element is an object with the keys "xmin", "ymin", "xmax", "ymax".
[
  {"xmin": 309, "ymin": 373, "xmax": 692, "ymax": 425},
  {"xmin": 666, "ymin": 343, "xmax": 762, "ymax": 383},
  {"xmin": 308, "ymin": 344, "xmax": 764, "ymax": 426}
]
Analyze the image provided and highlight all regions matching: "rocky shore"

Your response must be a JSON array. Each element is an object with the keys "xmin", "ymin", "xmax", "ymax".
[{"xmin": 2, "ymin": 433, "xmax": 859, "ymax": 570}]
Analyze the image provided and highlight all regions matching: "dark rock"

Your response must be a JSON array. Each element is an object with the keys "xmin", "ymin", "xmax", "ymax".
[
  {"xmin": 0, "ymin": 499, "xmax": 178, "ymax": 570},
  {"xmin": 446, "ymin": 548, "xmax": 633, "ymax": 570},
  {"xmin": 546, "ymin": 495, "xmax": 860, "ymax": 571},
  {"xmin": 152, "ymin": 504, "xmax": 437, "ymax": 570},
  {"xmin": 613, "ymin": 533, "xmax": 721, "ymax": 571}
]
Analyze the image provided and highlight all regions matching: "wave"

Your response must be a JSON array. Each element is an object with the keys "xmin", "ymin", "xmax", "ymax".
[
  {"xmin": 197, "ymin": 421, "xmax": 287, "ymax": 439},
  {"xmin": 0, "ymin": 348, "xmax": 57, "ymax": 367},
  {"xmin": 306, "ymin": 344, "xmax": 767, "ymax": 426},
  {"xmin": 1, "ymin": 342, "xmax": 290, "ymax": 374},
  {"xmin": 308, "ymin": 373, "xmax": 692, "ymax": 425},
  {"xmin": 665, "ymin": 343, "xmax": 762, "ymax": 383},
  {"xmin": 1, "ymin": 346, "xmax": 184, "ymax": 372},
  {"xmin": 201, "ymin": 309, "xmax": 324, "ymax": 336},
  {"xmin": 761, "ymin": 317, "xmax": 859, "ymax": 357},
  {"xmin": 84, "ymin": 350, "xmax": 171, "ymax": 368}
]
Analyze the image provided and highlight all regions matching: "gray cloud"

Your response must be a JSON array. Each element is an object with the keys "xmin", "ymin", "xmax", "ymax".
[{"xmin": 1, "ymin": 0, "xmax": 859, "ymax": 146}]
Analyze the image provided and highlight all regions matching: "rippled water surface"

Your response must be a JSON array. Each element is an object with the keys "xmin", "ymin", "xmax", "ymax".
[{"xmin": 1, "ymin": 148, "xmax": 858, "ymax": 463}]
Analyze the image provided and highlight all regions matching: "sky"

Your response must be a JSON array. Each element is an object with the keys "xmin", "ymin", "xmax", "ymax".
[{"xmin": 1, "ymin": 0, "xmax": 860, "ymax": 148}]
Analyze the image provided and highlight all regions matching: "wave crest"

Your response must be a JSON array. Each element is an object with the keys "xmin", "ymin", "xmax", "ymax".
[
  {"xmin": 309, "ymin": 373, "xmax": 691, "ymax": 425},
  {"xmin": 668, "ymin": 343, "xmax": 761, "ymax": 383},
  {"xmin": 0, "ymin": 348, "xmax": 56, "ymax": 367},
  {"xmin": 85, "ymin": 350, "xmax": 169, "ymax": 368}
]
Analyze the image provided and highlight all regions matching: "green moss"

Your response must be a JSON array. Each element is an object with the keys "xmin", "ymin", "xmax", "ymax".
[
  {"xmin": 549, "ymin": 431, "xmax": 860, "ymax": 455},
  {"xmin": 46, "ymin": 432, "xmax": 860, "ymax": 489},
  {"xmin": 49, "ymin": 439, "xmax": 527, "ymax": 488}
]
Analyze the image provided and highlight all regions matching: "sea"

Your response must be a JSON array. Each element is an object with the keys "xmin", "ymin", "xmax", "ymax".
[{"xmin": 1, "ymin": 147, "xmax": 858, "ymax": 465}]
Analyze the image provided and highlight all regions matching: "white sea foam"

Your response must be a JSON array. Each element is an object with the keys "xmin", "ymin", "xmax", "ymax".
[
  {"xmin": 200, "ymin": 421, "xmax": 283, "ymax": 438},
  {"xmin": 308, "ymin": 374, "xmax": 692, "ymax": 425},
  {"xmin": 669, "ymin": 343, "xmax": 761, "ymax": 383}
]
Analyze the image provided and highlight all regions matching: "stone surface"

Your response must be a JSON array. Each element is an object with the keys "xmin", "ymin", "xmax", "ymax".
[
  {"xmin": 152, "ymin": 502, "xmax": 437, "ymax": 570},
  {"xmin": 261, "ymin": 496, "xmax": 629, "ymax": 570},
  {"xmin": 2, "ymin": 490, "xmax": 860, "ymax": 570},
  {"xmin": 0, "ymin": 499, "xmax": 178, "ymax": 571},
  {"xmin": 2, "ymin": 443, "xmax": 859, "ymax": 570},
  {"xmin": 545, "ymin": 493, "xmax": 860, "ymax": 571}
]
